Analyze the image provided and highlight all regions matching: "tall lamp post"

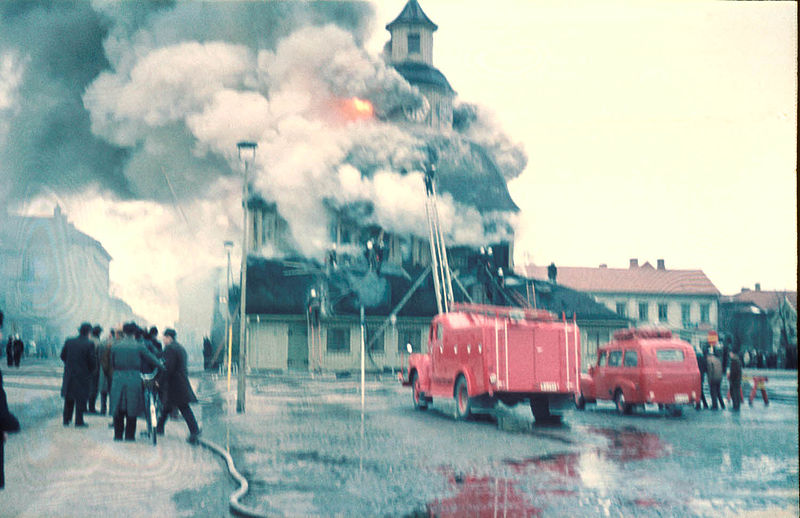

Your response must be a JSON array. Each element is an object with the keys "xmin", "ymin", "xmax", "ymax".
[
  {"xmin": 236, "ymin": 141, "xmax": 257, "ymax": 413},
  {"xmin": 224, "ymin": 240, "xmax": 234, "ymax": 391}
]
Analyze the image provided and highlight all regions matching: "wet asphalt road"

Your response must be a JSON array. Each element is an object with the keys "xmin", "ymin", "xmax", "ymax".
[
  {"xmin": 5, "ymin": 361, "xmax": 797, "ymax": 517},
  {"xmin": 200, "ymin": 370, "xmax": 798, "ymax": 518}
]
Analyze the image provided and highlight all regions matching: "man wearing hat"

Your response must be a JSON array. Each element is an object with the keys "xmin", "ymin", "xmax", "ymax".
[
  {"xmin": 60, "ymin": 323, "xmax": 97, "ymax": 427},
  {"xmin": 109, "ymin": 322, "xmax": 163, "ymax": 440},
  {"xmin": 156, "ymin": 329, "xmax": 201, "ymax": 444}
]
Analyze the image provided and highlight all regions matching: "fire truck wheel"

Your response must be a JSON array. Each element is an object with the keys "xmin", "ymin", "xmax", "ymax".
[
  {"xmin": 454, "ymin": 376, "xmax": 472, "ymax": 420},
  {"xmin": 575, "ymin": 393, "xmax": 586, "ymax": 410},
  {"xmin": 530, "ymin": 395, "xmax": 551, "ymax": 420},
  {"xmin": 614, "ymin": 389, "xmax": 632, "ymax": 415},
  {"xmin": 411, "ymin": 372, "xmax": 428, "ymax": 410}
]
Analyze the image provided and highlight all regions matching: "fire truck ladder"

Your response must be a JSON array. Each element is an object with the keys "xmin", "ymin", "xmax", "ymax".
[{"xmin": 424, "ymin": 151, "xmax": 454, "ymax": 314}]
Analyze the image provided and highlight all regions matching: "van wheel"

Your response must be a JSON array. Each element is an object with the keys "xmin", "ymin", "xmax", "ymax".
[
  {"xmin": 454, "ymin": 376, "xmax": 471, "ymax": 420},
  {"xmin": 614, "ymin": 389, "xmax": 632, "ymax": 415},
  {"xmin": 411, "ymin": 372, "xmax": 427, "ymax": 410}
]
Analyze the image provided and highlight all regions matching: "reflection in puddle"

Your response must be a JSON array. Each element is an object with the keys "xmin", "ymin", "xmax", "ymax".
[
  {"xmin": 427, "ymin": 471, "xmax": 542, "ymax": 517},
  {"xmin": 426, "ymin": 427, "xmax": 670, "ymax": 516}
]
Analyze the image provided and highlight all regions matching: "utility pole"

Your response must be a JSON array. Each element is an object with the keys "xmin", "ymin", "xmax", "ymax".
[{"xmin": 236, "ymin": 141, "xmax": 257, "ymax": 413}]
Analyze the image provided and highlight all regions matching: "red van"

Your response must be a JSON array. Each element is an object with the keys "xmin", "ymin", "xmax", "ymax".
[{"xmin": 577, "ymin": 328, "xmax": 701, "ymax": 416}]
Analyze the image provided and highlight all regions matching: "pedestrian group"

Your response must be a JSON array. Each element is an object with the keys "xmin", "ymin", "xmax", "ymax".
[{"xmin": 59, "ymin": 321, "xmax": 202, "ymax": 444}]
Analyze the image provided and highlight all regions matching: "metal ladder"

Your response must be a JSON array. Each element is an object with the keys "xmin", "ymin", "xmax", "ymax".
[{"xmin": 423, "ymin": 146, "xmax": 454, "ymax": 314}]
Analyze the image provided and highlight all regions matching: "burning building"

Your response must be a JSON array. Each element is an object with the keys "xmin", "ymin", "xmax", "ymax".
[{"xmin": 214, "ymin": 0, "xmax": 627, "ymax": 373}]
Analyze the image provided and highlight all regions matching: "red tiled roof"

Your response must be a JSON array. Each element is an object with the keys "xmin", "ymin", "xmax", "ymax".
[
  {"xmin": 521, "ymin": 263, "xmax": 720, "ymax": 296},
  {"xmin": 730, "ymin": 290, "xmax": 797, "ymax": 312}
]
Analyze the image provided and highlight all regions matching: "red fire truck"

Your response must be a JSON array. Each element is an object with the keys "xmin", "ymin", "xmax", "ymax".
[
  {"xmin": 398, "ymin": 151, "xmax": 581, "ymax": 422},
  {"xmin": 401, "ymin": 303, "xmax": 581, "ymax": 421}
]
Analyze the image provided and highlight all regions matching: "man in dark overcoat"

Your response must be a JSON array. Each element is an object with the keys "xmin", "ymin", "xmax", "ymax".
[
  {"xmin": 695, "ymin": 347, "xmax": 709, "ymax": 410},
  {"xmin": 728, "ymin": 350, "xmax": 743, "ymax": 411},
  {"xmin": 1, "ymin": 368, "xmax": 21, "ymax": 490},
  {"xmin": 156, "ymin": 329, "xmax": 201, "ymax": 443},
  {"xmin": 60, "ymin": 323, "xmax": 97, "ymax": 427},
  {"xmin": 86, "ymin": 325, "xmax": 102, "ymax": 413},
  {"xmin": 109, "ymin": 322, "xmax": 163, "ymax": 441}
]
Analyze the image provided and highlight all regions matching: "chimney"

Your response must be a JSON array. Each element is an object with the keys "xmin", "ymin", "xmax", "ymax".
[
  {"xmin": 741, "ymin": 287, "xmax": 750, "ymax": 293},
  {"xmin": 629, "ymin": 258, "xmax": 638, "ymax": 269},
  {"xmin": 755, "ymin": 283, "xmax": 761, "ymax": 291},
  {"xmin": 657, "ymin": 259, "xmax": 665, "ymax": 270},
  {"xmin": 599, "ymin": 264, "xmax": 607, "ymax": 268}
]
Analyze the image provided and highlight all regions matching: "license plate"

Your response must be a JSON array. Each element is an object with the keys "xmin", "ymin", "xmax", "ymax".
[{"xmin": 674, "ymin": 393, "xmax": 689, "ymax": 403}]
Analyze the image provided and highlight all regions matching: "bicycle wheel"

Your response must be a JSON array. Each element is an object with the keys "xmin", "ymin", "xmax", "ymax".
[
  {"xmin": 150, "ymin": 395, "xmax": 158, "ymax": 446},
  {"xmin": 144, "ymin": 390, "xmax": 154, "ymax": 440}
]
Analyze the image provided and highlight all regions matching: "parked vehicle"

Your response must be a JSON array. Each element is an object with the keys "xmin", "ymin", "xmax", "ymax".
[
  {"xmin": 577, "ymin": 328, "xmax": 701, "ymax": 416},
  {"xmin": 400, "ymin": 303, "xmax": 581, "ymax": 422}
]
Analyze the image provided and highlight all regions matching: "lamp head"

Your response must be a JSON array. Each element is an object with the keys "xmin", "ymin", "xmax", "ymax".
[{"xmin": 236, "ymin": 141, "xmax": 257, "ymax": 163}]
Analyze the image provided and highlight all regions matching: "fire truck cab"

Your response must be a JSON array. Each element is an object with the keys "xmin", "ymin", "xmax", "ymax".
[{"xmin": 401, "ymin": 303, "xmax": 581, "ymax": 422}]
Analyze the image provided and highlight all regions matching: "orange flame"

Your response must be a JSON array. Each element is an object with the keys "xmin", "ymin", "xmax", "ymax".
[{"xmin": 340, "ymin": 97, "xmax": 374, "ymax": 121}]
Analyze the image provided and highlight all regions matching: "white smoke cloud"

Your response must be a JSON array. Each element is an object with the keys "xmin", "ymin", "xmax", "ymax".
[{"xmin": 66, "ymin": 9, "xmax": 519, "ymax": 325}]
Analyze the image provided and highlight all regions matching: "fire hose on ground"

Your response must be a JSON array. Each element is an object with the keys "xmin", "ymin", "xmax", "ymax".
[{"xmin": 198, "ymin": 437, "xmax": 268, "ymax": 518}]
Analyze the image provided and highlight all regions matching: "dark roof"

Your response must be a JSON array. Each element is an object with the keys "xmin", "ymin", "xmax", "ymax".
[
  {"xmin": 386, "ymin": 0, "xmax": 437, "ymax": 31},
  {"xmin": 393, "ymin": 61, "xmax": 453, "ymax": 94},
  {"xmin": 244, "ymin": 253, "xmax": 627, "ymax": 325},
  {"xmin": 430, "ymin": 137, "xmax": 518, "ymax": 213}
]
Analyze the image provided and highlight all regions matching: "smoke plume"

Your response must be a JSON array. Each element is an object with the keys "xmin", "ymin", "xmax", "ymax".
[{"xmin": 0, "ymin": 1, "xmax": 525, "ymax": 326}]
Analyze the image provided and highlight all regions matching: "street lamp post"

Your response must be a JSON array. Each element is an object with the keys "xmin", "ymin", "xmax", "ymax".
[
  {"xmin": 224, "ymin": 240, "xmax": 233, "ymax": 392},
  {"xmin": 236, "ymin": 141, "xmax": 257, "ymax": 413}
]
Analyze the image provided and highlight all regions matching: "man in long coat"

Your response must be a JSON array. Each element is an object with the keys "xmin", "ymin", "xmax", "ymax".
[
  {"xmin": 109, "ymin": 322, "xmax": 163, "ymax": 441},
  {"xmin": 60, "ymin": 323, "xmax": 96, "ymax": 427},
  {"xmin": 156, "ymin": 329, "xmax": 201, "ymax": 443},
  {"xmin": 86, "ymin": 325, "xmax": 102, "ymax": 413},
  {"xmin": 1, "ymin": 368, "xmax": 21, "ymax": 490}
]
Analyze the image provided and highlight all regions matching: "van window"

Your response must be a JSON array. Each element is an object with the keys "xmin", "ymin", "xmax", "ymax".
[
  {"xmin": 656, "ymin": 349, "xmax": 685, "ymax": 362},
  {"xmin": 623, "ymin": 350, "xmax": 638, "ymax": 367},
  {"xmin": 608, "ymin": 350, "xmax": 623, "ymax": 367}
]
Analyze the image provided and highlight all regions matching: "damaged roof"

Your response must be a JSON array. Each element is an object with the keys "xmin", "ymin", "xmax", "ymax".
[{"xmin": 242, "ymin": 255, "xmax": 626, "ymax": 325}]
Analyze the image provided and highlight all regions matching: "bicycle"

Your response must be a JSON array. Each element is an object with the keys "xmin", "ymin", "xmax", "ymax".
[{"xmin": 141, "ymin": 371, "xmax": 162, "ymax": 446}]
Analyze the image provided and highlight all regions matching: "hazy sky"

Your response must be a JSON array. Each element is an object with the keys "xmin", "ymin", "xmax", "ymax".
[{"xmin": 371, "ymin": 0, "xmax": 797, "ymax": 294}]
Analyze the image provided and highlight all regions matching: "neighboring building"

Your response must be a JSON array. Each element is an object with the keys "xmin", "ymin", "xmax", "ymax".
[
  {"xmin": 522, "ymin": 258, "xmax": 720, "ymax": 349},
  {"xmin": 719, "ymin": 284, "xmax": 797, "ymax": 368},
  {"xmin": 0, "ymin": 206, "xmax": 137, "ymax": 349}
]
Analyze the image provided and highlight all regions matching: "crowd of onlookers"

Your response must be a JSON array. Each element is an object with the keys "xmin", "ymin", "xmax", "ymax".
[{"xmin": 1, "ymin": 311, "xmax": 204, "ymax": 491}]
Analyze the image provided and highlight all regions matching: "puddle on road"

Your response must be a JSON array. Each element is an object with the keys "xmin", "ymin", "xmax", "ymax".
[
  {"xmin": 425, "ymin": 470, "xmax": 542, "ymax": 517},
  {"xmin": 423, "ymin": 426, "xmax": 670, "ymax": 516}
]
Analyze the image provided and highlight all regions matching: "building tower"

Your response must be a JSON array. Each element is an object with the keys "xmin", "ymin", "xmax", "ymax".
[{"xmin": 386, "ymin": 0, "xmax": 455, "ymax": 129}]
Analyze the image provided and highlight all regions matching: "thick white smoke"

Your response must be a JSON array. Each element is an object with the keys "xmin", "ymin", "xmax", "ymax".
[{"xmin": 6, "ymin": 3, "xmax": 522, "ymax": 325}]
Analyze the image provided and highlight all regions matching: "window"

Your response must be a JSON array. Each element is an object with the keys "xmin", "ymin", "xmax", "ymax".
[
  {"xmin": 616, "ymin": 302, "xmax": 627, "ymax": 318},
  {"xmin": 681, "ymin": 303, "xmax": 691, "ymax": 326},
  {"xmin": 398, "ymin": 328, "xmax": 420, "ymax": 353},
  {"xmin": 623, "ymin": 350, "xmax": 638, "ymax": 367},
  {"xmin": 607, "ymin": 350, "xmax": 623, "ymax": 367},
  {"xmin": 408, "ymin": 33, "xmax": 421, "ymax": 54},
  {"xmin": 327, "ymin": 327, "xmax": 350, "ymax": 353},
  {"xmin": 638, "ymin": 302, "xmax": 649, "ymax": 321},
  {"xmin": 366, "ymin": 325, "xmax": 384, "ymax": 354},
  {"xmin": 597, "ymin": 350, "xmax": 607, "ymax": 366},
  {"xmin": 658, "ymin": 303, "xmax": 669, "ymax": 322},
  {"xmin": 700, "ymin": 303, "xmax": 710, "ymax": 324},
  {"xmin": 656, "ymin": 349, "xmax": 685, "ymax": 362}
]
